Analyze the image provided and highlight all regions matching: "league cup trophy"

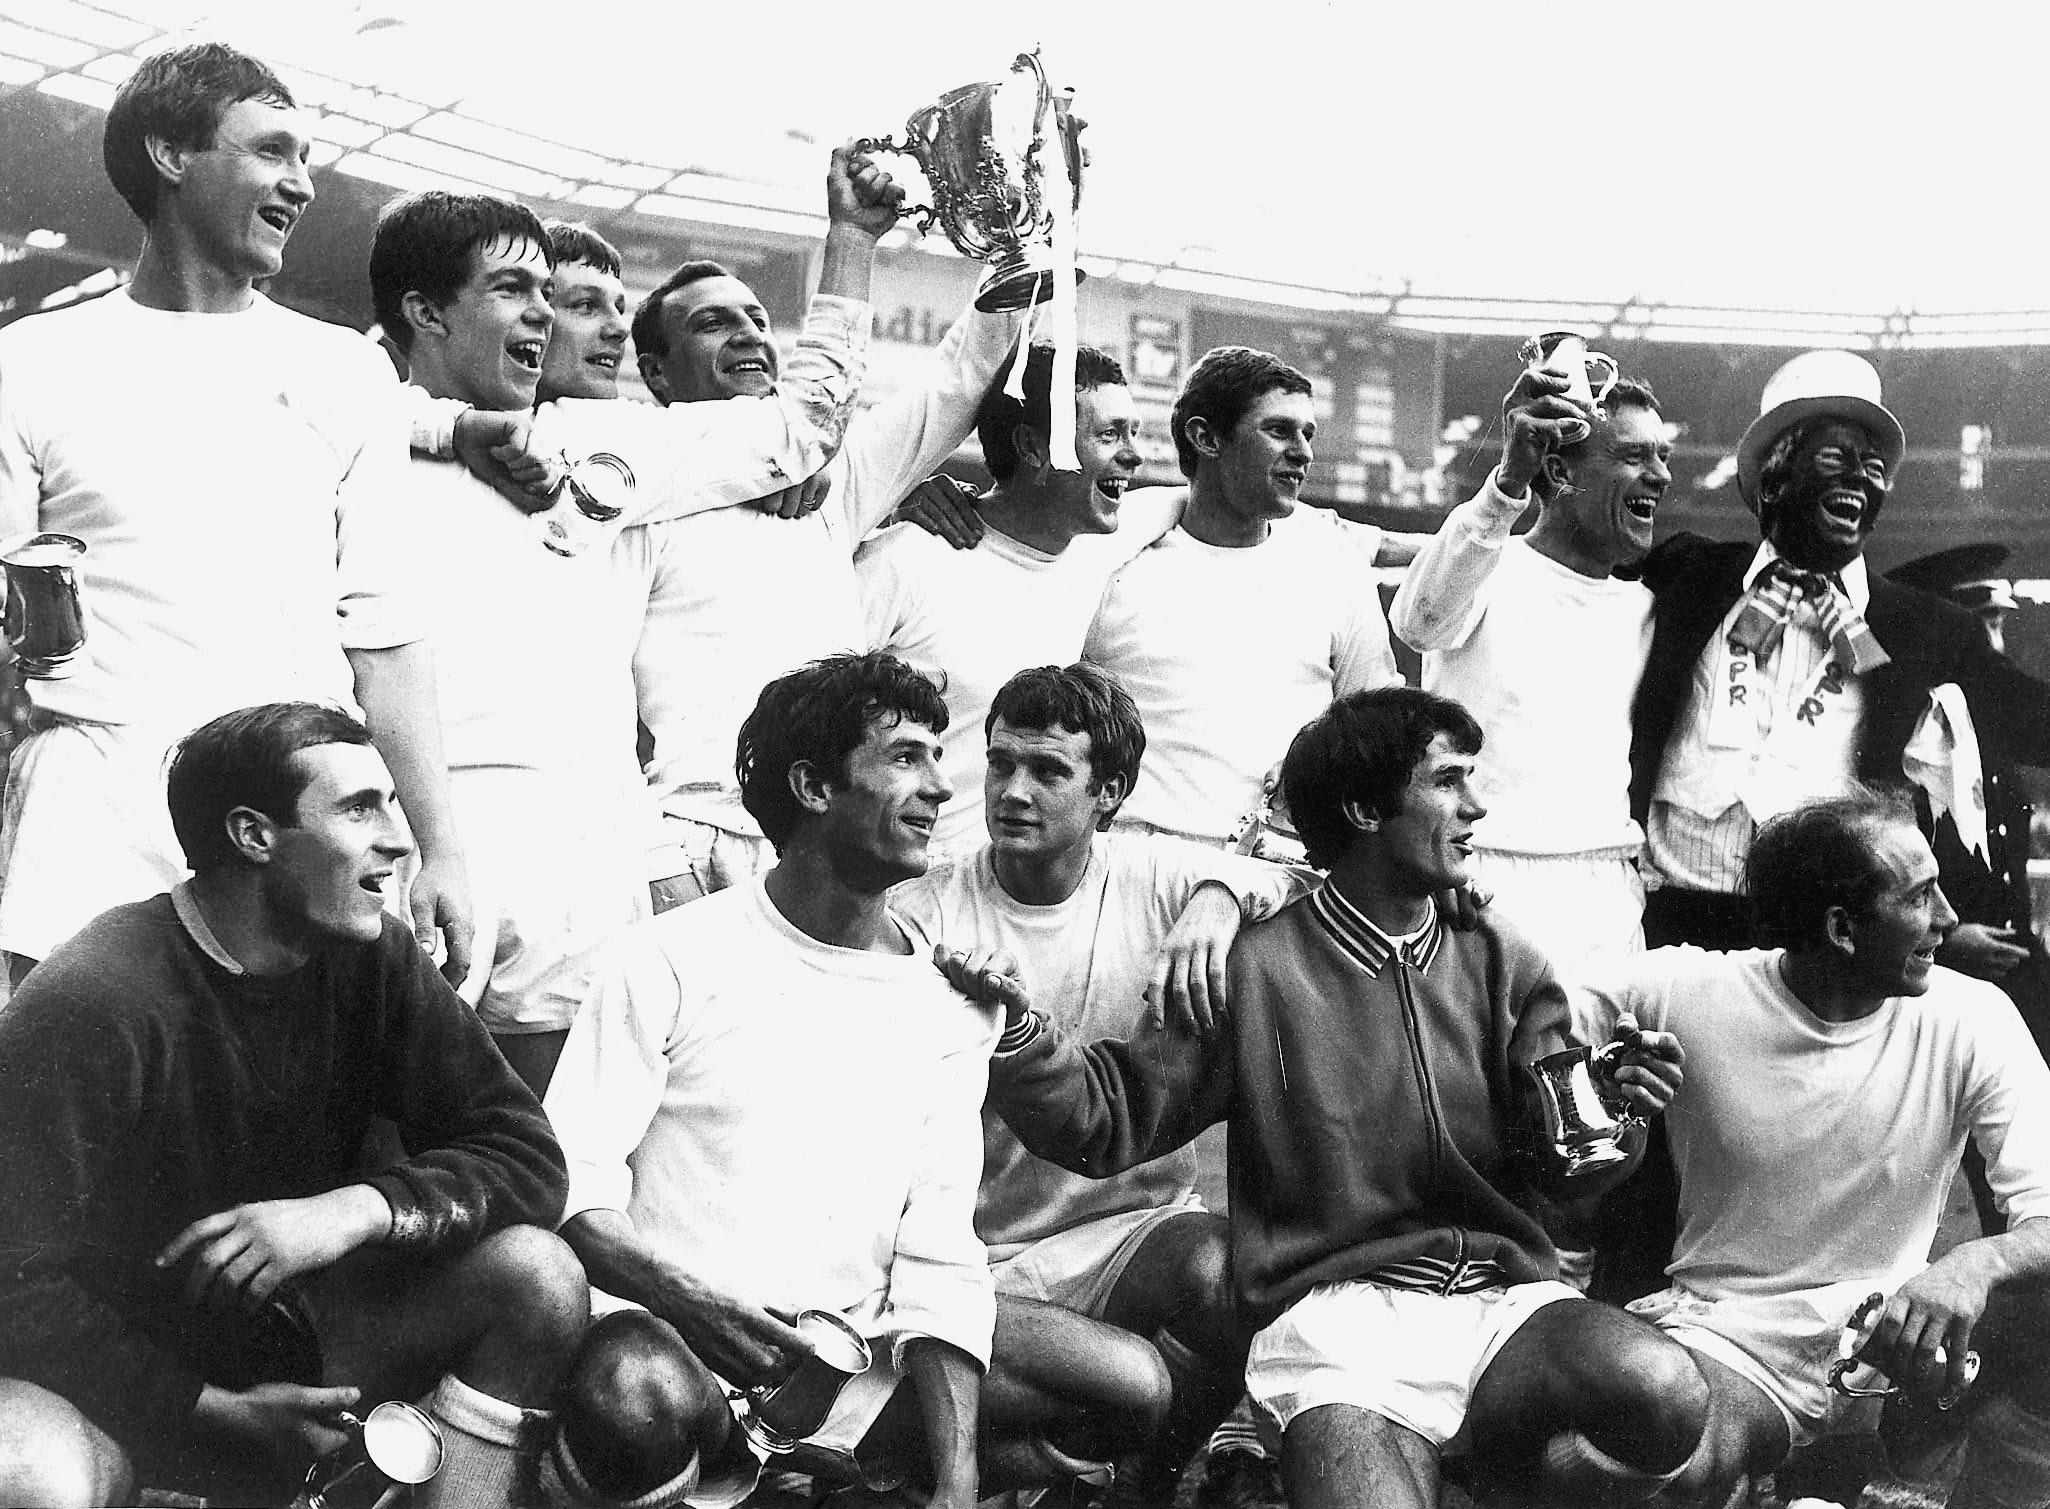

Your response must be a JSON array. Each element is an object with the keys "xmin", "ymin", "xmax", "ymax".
[
  {"xmin": 0, "ymin": 531, "xmax": 87, "ymax": 679},
  {"xmin": 856, "ymin": 50, "xmax": 1085, "ymax": 312},
  {"xmin": 1528, "ymin": 1041, "xmax": 1642, "ymax": 1176},
  {"xmin": 292, "ymin": 1400, "xmax": 446, "ymax": 1509},
  {"xmin": 740, "ymin": 1309, "xmax": 873, "ymax": 1454},
  {"xmin": 1829, "ymin": 1291, "xmax": 1981, "ymax": 1412},
  {"xmin": 1518, "ymin": 331, "xmax": 1620, "ymax": 445}
]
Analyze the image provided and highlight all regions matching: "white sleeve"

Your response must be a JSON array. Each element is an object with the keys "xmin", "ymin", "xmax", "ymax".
[
  {"xmin": 880, "ymin": 1017, "xmax": 998, "ymax": 1369},
  {"xmin": 1962, "ymin": 990, "xmax": 2050, "ymax": 1227},
  {"xmin": 334, "ymin": 358, "xmax": 429, "ymax": 650},
  {"xmin": 1387, "ymin": 471, "xmax": 1530, "ymax": 652},
  {"xmin": 544, "ymin": 295, "xmax": 873, "ymax": 526},
  {"xmin": 1150, "ymin": 835, "xmax": 1306, "ymax": 923},
  {"xmin": 854, "ymin": 533, "xmax": 921, "ymax": 653},
  {"xmin": 542, "ymin": 929, "xmax": 685, "ymax": 1223},
  {"xmin": 0, "ymin": 347, "xmax": 41, "ymax": 540},
  {"xmin": 1331, "ymin": 525, "xmax": 1401, "ymax": 696},
  {"xmin": 836, "ymin": 305, "xmax": 1024, "ymax": 543},
  {"xmin": 1572, "ymin": 948, "xmax": 1687, "ymax": 1045},
  {"xmin": 1107, "ymin": 486, "xmax": 1185, "ymax": 566},
  {"xmin": 403, "ymin": 385, "xmax": 469, "ymax": 459}
]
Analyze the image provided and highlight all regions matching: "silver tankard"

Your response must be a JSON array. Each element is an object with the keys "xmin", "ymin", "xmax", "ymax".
[
  {"xmin": 292, "ymin": 1399, "xmax": 445, "ymax": 1509},
  {"xmin": 536, "ymin": 452, "xmax": 635, "ymax": 558},
  {"xmin": 1518, "ymin": 331, "xmax": 1620, "ymax": 444},
  {"xmin": 740, "ymin": 1308, "xmax": 873, "ymax": 1454},
  {"xmin": 1528, "ymin": 1040, "xmax": 1642, "ymax": 1176},
  {"xmin": 0, "ymin": 531, "xmax": 87, "ymax": 679},
  {"xmin": 856, "ymin": 50, "xmax": 1085, "ymax": 312}
]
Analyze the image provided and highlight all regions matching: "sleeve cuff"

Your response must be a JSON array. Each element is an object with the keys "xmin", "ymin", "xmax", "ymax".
[{"xmin": 994, "ymin": 1011, "xmax": 1044, "ymax": 1057}]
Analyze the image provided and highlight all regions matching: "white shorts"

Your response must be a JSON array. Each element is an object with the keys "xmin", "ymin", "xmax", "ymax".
[
  {"xmin": 0, "ymin": 718, "xmax": 187, "ymax": 963},
  {"xmin": 990, "ymin": 1199, "xmax": 1207, "ymax": 1320},
  {"xmin": 1247, "ymin": 1279, "xmax": 1581, "ymax": 1450},
  {"xmin": 653, "ymin": 813, "xmax": 776, "ymax": 908},
  {"xmin": 449, "ymin": 769, "xmax": 648, "ymax": 1033},
  {"xmin": 1628, "ymin": 1281, "xmax": 1884, "ymax": 1448},
  {"xmin": 1468, "ymin": 847, "xmax": 1645, "ymax": 988}
]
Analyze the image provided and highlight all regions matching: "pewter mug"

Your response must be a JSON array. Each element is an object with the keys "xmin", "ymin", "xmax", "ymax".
[
  {"xmin": 293, "ymin": 1399, "xmax": 445, "ymax": 1509},
  {"xmin": 856, "ymin": 50, "xmax": 1085, "ymax": 311},
  {"xmin": 1529, "ymin": 1040, "xmax": 1641, "ymax": 1176},
  {"xmin": 0, "ymin": 531, "xmax": 87, "ymax": 678},
  {"xmin": 741, "ymin": 1308, "xmax": 872, "ymax": 1454}
]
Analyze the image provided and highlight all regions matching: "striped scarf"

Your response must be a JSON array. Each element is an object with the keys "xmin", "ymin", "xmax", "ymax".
[{"xmin": 1727, "ymin": 560, "xmax": 1890, "ymax": 675}]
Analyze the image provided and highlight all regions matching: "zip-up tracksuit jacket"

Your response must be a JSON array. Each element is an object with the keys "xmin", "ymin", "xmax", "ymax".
[{"xmin": 986, "ymin": 884, "xmax": 1582, "ymax": 1327}]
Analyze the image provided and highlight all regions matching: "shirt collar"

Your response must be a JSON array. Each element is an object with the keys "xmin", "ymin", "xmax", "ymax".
[
  {"xmin": 1308, "ymin": 884, "xmax": 1441, "ymax": 978},
  {"xmin": 1743, "ymin": 541, "xmax": 1871, "ymax": 611},
  {"xmin": 171, "ymin": 881, "xmax": 245, "ymax": 975}
]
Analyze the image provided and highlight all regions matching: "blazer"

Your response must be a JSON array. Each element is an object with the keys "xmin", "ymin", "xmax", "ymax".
[{"xmin": 1626, "ymin": 533, "xmax": 2050, "ymax": 827}]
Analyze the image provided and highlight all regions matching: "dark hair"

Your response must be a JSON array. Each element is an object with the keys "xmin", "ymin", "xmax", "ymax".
[
  {"xmin": 543, "ymin": 219, "xmax": 622, "ymax": 278},
  {"xmin": 736, "ymin": 653, "xmax": 950, "ymax": 852},
  {"xmin": 167, "ymin": 702, "xmax": 375, "ymax": 872},
  {"xmin": 1170, "ymin": 346, "xmax": 1313, "ymax": 478},
  {"xmin": 1746, "ymin": 789, "xmax": 1916, "ymax": 951},
  {"xmin": 104, "ymin": 42, "xmax": 295, "ymax": 223},
  {"xmin": 1282, "ymin": 687, "xmax": 1484, "ymax": 872},
  {"xmin": 369, "ymin": 191, "xmax": 552, "ymax": 353},
  {"xmin": 1532, "ymin": 376, "xmax": 1663, "ymax": 505},
  {"xmin": 630, "ymin": 259, "xmax": 737, "ymax": 365},
  {"xmin": 986, "ymin": 664, "xmax": 1146, "ymax": 828},
  {"xmin": 975, "ymin": 343, "xmax": 1126, "ymax": 481},
  {"xmin": 1754, "ymin": 413, "xmax": 1890, "ymax": 533}
]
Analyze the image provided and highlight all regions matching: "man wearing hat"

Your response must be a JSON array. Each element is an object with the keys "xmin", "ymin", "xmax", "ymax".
[
  {"xmin": 1627, "ymin": 350, "xmax": 2050, "ymax": 953},
  {"xmin": 1597, "ymin": 353, "xmax": 2050, "ymax": 1309}
]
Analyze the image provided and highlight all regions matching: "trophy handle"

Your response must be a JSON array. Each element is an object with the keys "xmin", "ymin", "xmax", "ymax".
[
  {"xmin": 1587, "ymin": 1039, "xmax": 1646, "ymax": 1127},
  {"xmin": 851, "ymin": 136, "xmax": 939, "ymax": 237}
]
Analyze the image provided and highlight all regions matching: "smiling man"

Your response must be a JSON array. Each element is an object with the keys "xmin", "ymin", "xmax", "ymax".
[
  {"xmin": 1390, "ymin": 362, "xmax": 1668, "ymax": 984},
  {"xmin": 962, "ymin": 685, "xmax": 1706, "ymax": 1509},
  {"xmin": 624, "ymin": 258, "xmax": 1022, "ymax": 906},
  {"xmin": 858, "ymin": 344, "xmax": 1181, "ymax": 851},
  {"xmin": 0, "ymin": 41, "xmax": 472, "ymax": 996},
  {"xmin": 1574, "ymin": 791, "xmax": 2050, "ymax": 1507},
  {"xmin": 1081, "ymin": 347, "xmax": 1402, "ymax": 848},
  {"xmin": 539, "ymin": 652, "xmax": 1045, "ymax": 1507},
  {"xmin": 538, "ymin": 220, "xmax": 629, "ymax": 404},
  {"xmin": 0, "ymin": 703, "xmax": 581, "ymax": 1507},
  {"xmin": 368, "ymin": 166, "xmax": 893, "ymax": 1092},
  {"xmin": 1631, "ymin": 350, "xmax": 2050, "ymax": 955}
]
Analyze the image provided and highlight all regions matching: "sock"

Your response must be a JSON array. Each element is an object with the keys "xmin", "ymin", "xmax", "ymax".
[
  {"xmin": 412, "ymin": 1373, "xmax": 553, "ymax": 1509},
  {"xmin": 539, "ymin": 1426, "xmax": 703, "ymax": 1509},
  {"xmin": 1541, "ymin": 1428, "xmax": 1698, "ymax": 1505}
]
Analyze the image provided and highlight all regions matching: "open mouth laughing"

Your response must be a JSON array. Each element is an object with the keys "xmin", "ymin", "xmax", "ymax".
[{"xmin": 508, "ymin": 338, "xmax": 545, "ymax": 372}]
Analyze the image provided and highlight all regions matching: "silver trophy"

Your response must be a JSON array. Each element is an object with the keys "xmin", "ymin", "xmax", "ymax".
[
  {"xmin": 740, "ymin": 1309, "xmax": 872, "ymax": 1454},
  {"xmin": 856, "ymin": 50, "xmax": 1085, "ymax": 312},
  {"xmin": 1518, "ymin": 331, "xmax": 1620, "ymax": 445},
  {"xmin": 0, "ymin": 531, "xmax": 87, "ymax": 679},
  {"xmin": 292, "ymin": 1399, "xmax": 445, "ymax": 1509},
  {"xmin": 536, "ymin": 452, "xmax": 635, "ymax": 558},
  {"xmin": 1529, "ymin": 1041, "xmax": 1642, "ymax": 1176}
]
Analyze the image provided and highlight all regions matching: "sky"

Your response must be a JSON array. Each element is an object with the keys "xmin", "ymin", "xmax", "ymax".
[{"xmin": 70, "ymin": 0, "xmax": 2050, "ymax": 316}]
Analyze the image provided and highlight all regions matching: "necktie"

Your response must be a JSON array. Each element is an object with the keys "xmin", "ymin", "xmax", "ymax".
[{"xmin": 1727, "ymin": 560, "xmax": 1890, "ymax": 675}]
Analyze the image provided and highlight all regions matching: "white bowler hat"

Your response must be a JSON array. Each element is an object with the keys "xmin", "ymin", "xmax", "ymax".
[{"xmin": 1735, "ymin": 350, "xmax": 1906, "ymax": 511}]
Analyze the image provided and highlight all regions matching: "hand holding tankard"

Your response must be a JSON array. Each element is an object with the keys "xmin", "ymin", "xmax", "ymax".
[
  {"xmin": 292, "ymin": 1399, "xmax": 445, "ymax": 1509},
  {"xmin": 739, "ymin": 1308, "xmax": 872, "ymax": 1454}
]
